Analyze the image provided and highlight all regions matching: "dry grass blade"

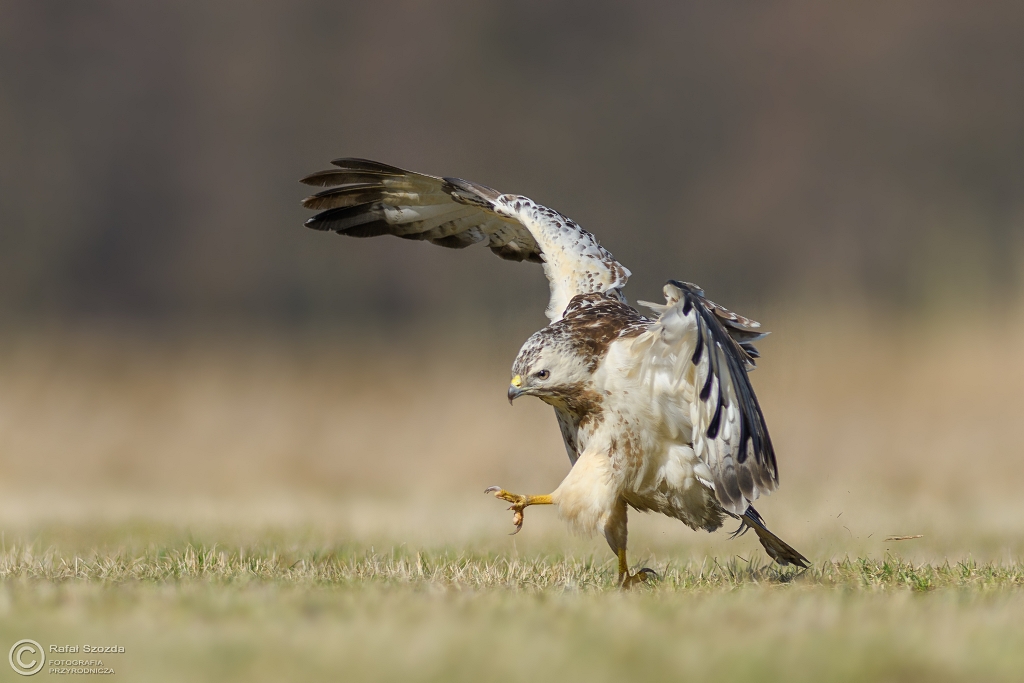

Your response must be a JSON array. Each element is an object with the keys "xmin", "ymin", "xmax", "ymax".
[{"xmin": 1, "ymin": 543, "xmax": 1022, "ymax": 592}]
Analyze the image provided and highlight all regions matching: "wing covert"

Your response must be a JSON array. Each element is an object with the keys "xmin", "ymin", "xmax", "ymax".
[{"xmin": 300, "ymin": 158, "xmax": 629, "ymax": 322}]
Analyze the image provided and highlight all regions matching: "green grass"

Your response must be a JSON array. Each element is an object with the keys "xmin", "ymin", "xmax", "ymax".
[
  {"xmin": 3, "ymin": 539, "xmax": 1024, "ymax": 683},
  {"xmin": 3, "ymin": 542, "xmax": 1024, "ymax": 592},
  {"xmin": 3, "ymin": 324, "xmax": 1024, "ymax": 682}
]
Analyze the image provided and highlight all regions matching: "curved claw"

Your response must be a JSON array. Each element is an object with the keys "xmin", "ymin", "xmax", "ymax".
[
  {"xmin": 620, "ymin": 567, "xmax": 659, "ymax": 589},
  {"xmin": 485, "ymin": 486, "xmax": 527, "ymax": 534},
  {"xmin": 509, "ymin": 507, "xmax": 524, "ymax": 535}
]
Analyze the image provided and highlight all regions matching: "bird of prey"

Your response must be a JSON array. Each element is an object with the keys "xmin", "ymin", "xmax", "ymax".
[{"xmin": 300, "ymin": 158, "xmax": 810, "ymax": 586}]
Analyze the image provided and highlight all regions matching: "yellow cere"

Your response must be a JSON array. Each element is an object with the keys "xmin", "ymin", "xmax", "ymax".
[{"xmin": 511, "ymin": 375, "xmax": 523, "ymax": 387}]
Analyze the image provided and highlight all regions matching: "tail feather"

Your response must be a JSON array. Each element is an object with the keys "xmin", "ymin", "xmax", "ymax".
[{"xmin": 737, "ymin": 506, "xmax": 810, "ymax": 568}]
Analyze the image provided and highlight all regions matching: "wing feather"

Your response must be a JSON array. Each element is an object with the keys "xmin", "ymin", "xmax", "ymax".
[
  {"xmin": 300, "ymin": 158, "xmax": 630, "ymax": 321},
  {"xmin": 636, "ymin": 281, "xmax": 777, "ymax": 515}
]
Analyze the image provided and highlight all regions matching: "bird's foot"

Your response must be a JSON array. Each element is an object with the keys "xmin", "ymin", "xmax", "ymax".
[
  {"xmin": 484, "ymin": 487, "xmax": 552, "ymax": 534},
  {"xmin": 485, "ymin": 486, "xmax": 528, "ymax": 533},
  {"xmin": 619, "ymin": 567, "xmax": 658, "ymax": 590}
]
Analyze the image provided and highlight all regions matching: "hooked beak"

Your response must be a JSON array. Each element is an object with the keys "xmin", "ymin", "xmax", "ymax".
[{"xmin": 508, "ymin": 375, "xmax": 523, "ymax": 404}]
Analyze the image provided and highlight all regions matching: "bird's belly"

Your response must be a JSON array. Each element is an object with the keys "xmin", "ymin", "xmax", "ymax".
[{"xmin": 620, "ymin": 442, "xmax": 726, "ymax": 533}]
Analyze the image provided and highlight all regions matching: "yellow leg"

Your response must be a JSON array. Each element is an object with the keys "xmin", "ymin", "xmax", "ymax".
[
  {"xmin": 484, "ymin": 487, "xmax": 553, "ymax": 534},
  {"xmin": 617, "ymin": 547, "xmax": 657, "ymax": 589}
]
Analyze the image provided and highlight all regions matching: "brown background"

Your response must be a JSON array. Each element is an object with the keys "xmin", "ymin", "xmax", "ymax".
[{"xmin": 1, "ymin": 0, "xmax": 1022, "ymax": 326}]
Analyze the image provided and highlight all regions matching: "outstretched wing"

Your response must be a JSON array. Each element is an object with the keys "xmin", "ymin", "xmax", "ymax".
[
  {"xmin": 634, "ymin": 280, "xmax": 776, "ymax": 515},
  {"xmin": 301, "ymin": 158, "xmax": 630, "ymax": 321}
]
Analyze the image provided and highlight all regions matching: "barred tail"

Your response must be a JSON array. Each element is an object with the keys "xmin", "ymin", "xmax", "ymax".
[{"xmin": 735, "ymin": 506, "xmax": 810, "ymax": 568}]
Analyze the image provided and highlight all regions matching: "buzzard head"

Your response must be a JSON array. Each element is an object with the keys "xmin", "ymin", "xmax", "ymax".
[{"xmin": 507, "ymin": 329, "xmax": 596, "ymax": 406}]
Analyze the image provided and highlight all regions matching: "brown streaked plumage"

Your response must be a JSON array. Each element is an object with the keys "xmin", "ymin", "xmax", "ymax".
[{"xmin": 300, "ymin": 158, "xmax": 810, "ymax": 585}]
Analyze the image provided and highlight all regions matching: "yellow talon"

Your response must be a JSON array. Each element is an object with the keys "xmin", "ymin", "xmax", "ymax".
[
  {"xmin": 617, "ymin": 547, "xmax": 657, "ymax": 589},
  {"xmin": 485, "ymin": 487, "xmax": 553, "ymax": 534}
]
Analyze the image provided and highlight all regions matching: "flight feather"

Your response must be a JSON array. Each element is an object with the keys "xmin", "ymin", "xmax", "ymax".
[{"xmin": 301, "ymin": 158, "xmax": 629, "ymax": 321}]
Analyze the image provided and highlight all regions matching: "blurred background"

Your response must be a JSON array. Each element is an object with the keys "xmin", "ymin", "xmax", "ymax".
[{"xmin": 1, "ymin": 0, "xmax": 1023, "ymax": 562}]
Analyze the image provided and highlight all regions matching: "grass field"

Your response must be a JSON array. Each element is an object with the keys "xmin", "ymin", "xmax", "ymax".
[
  {"xmin": 3, "ymin": 531, "xmax": 1024, "ymax": 682},
  {"xmin": 1, "ymin": 308, "xmax": 1023, "ymax": 681}
]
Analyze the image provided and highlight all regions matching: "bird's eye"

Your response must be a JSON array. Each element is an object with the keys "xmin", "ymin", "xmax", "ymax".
[{"xmin": 535, "ymin": 369, "xmax": 550, "ymax": 380}]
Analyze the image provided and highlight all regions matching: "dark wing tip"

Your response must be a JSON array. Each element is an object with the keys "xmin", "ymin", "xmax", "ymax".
[
  {"xmin": 301, "ymin": 183, "xmax": 384, "ymax": 210},
  {"xmin": 299, "ymin": 169, "xmax": 342, "ymax": 187},
  {"xmin": 300, "ymin": 159, "xmax": 415, "ymax": 187},
  {"xmin": 303, "ymin": 202, "xmax": 389, "ymax": 236},
  {"xmin": 329, "ymin": 158, "xmax": 408, "ymax": 174}
]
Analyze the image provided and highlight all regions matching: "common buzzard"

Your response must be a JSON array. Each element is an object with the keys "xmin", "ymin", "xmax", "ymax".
[{"xmin": 300, "ymin": 158, "xmax": 809, "ymax": 586}]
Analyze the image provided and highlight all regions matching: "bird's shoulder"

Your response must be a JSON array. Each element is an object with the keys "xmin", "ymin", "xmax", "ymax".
[
  {"xmin": 548, "ymin": 293, "xmax": 652, "ymax": 371},
  {"xmin": 557, "ymin": 292, "xmax": 652, "ymax": 340}
]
